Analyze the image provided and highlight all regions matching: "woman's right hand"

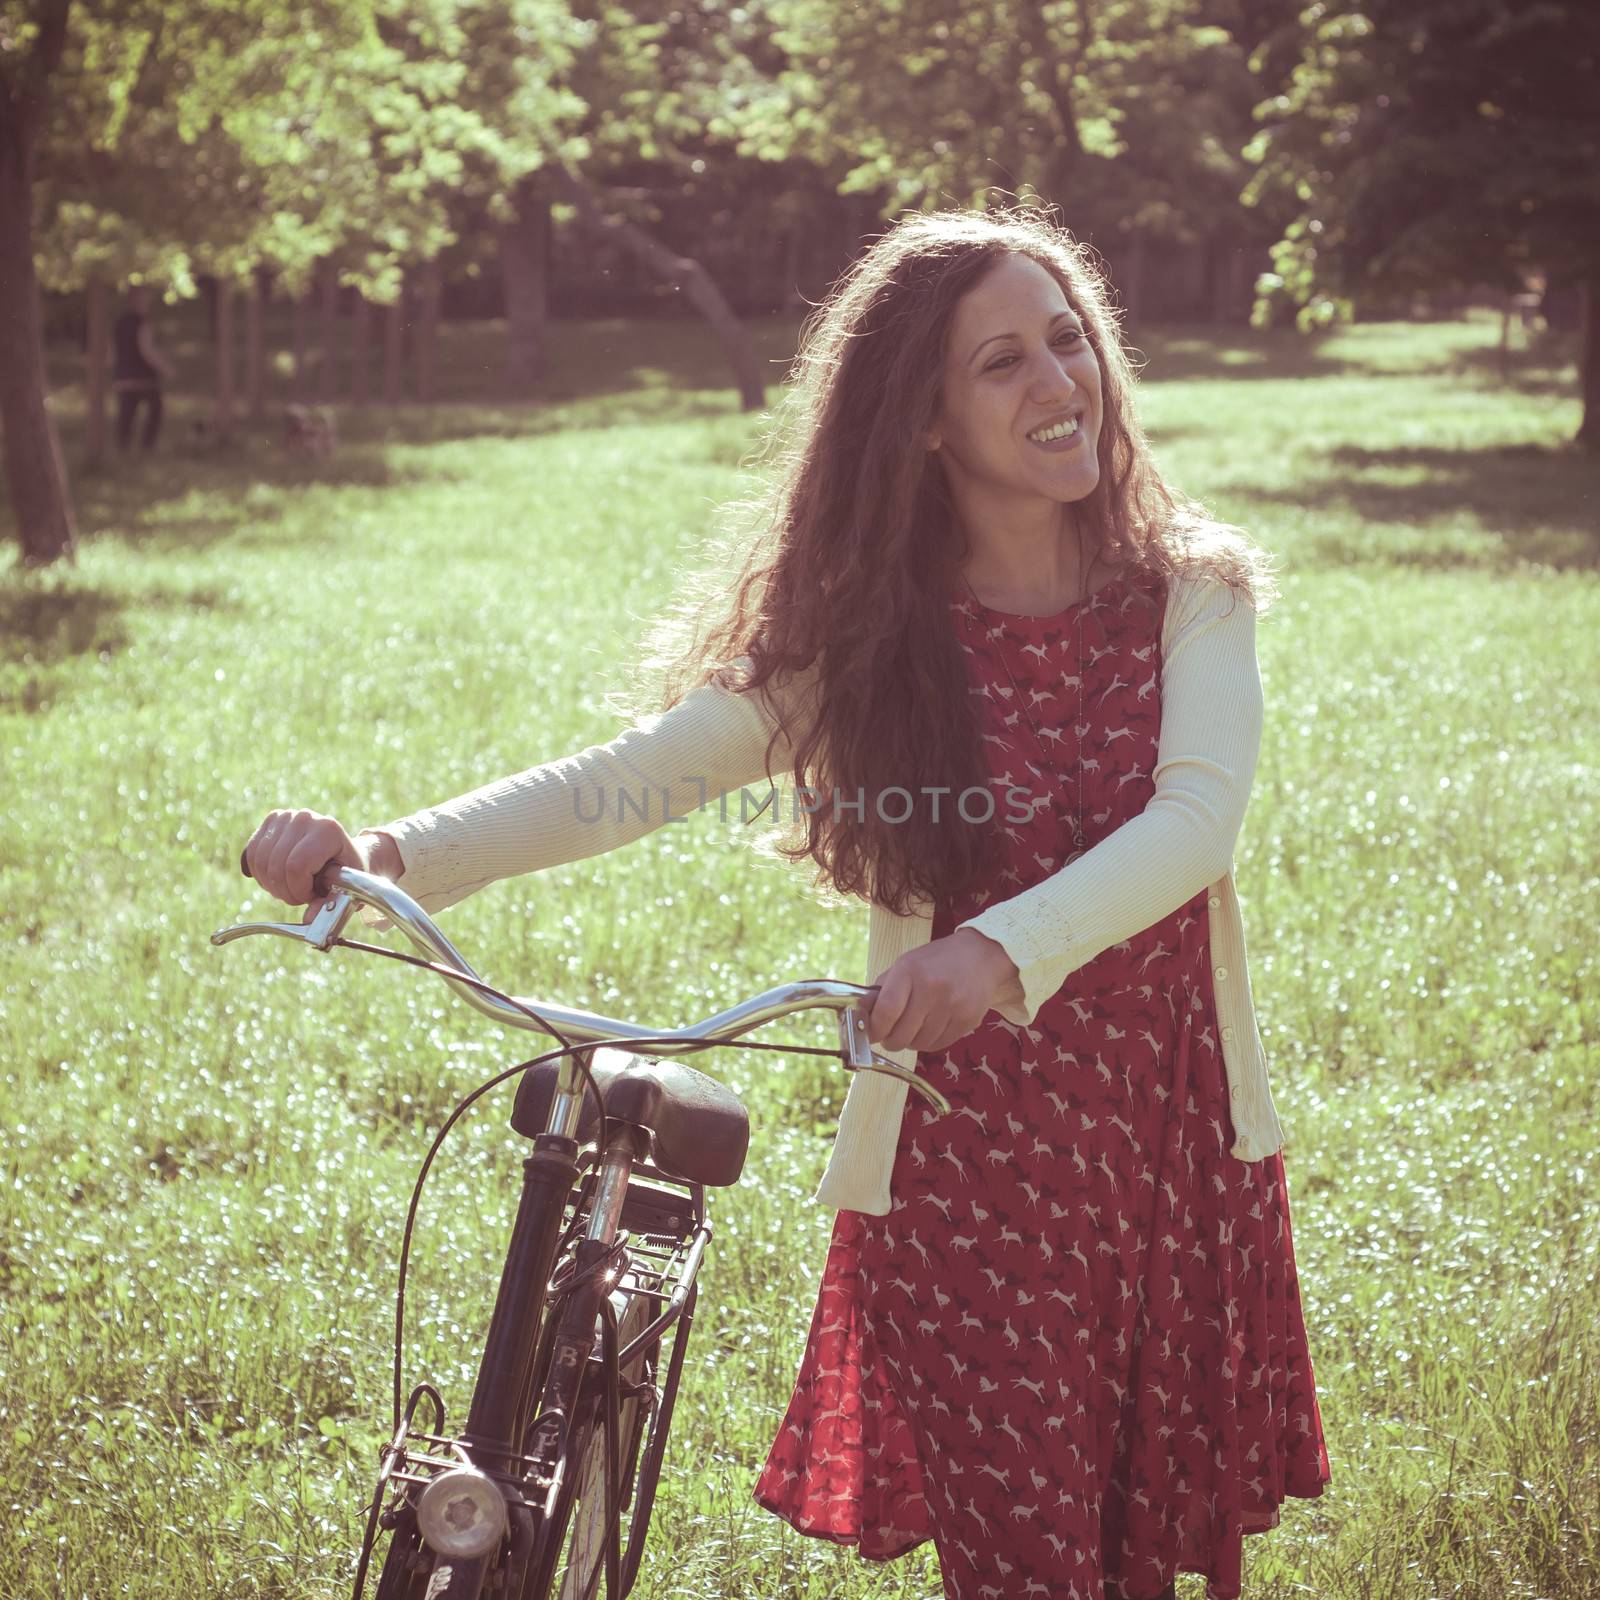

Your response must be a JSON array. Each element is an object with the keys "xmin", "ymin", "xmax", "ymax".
[{"xmin": 241, "ymin": 809, "xmax": 400, "ymax": 922}]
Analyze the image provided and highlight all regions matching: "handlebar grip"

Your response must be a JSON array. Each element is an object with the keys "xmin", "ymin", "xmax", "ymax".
[{"xmin": 238, "ymin": 846, "xmax": 343, "ymax": 898}]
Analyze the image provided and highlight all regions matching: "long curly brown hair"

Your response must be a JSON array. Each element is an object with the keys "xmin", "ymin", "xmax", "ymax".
[{"xmin": 622, "ymin": 203, "xmax": 1281, "ymax": 917}]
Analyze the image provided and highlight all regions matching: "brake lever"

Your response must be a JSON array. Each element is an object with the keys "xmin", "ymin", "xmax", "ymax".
[
  {"xmin": 210, "ymin": 889, "xmax": 359, "ymax": 952},
  {"xmin": 836, "ymin": 1004, "xmax": 952, "ymax": 1116}
]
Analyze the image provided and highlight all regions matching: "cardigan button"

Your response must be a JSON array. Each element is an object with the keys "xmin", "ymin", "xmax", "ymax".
[
  {"xmin": 1208, "ymin": 895, "xmax": 1221, "ymax": 909},
  {"xmin": 1232, "ymin": 1086, "xmax": 1242, "ymax": 1100},
  {"xmin": 1214, "ymin": 965, "xmax": 1228, "ymax": 980},
  {"xmin": 1221, "ymin": 1026, "xmax": 1235, "ymax": 1042}
]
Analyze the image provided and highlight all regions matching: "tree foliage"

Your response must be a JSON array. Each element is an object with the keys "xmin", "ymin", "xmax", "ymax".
[
  {"xmin": 737, "ymin": 0, "xmax": 1269, "ymax": 256},
  {"xmin": 1243, "ymin": 0, "xmax": 1600, "ymax": 328},
  {"xmin": 29, "ymin": 0, "xmax": 485, "ymax": 300}
]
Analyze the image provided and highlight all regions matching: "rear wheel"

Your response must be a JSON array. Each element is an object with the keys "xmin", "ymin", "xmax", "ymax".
[{"xmin": 547, "ymin": 1286, "xmax": 657, "ymax": 1600}]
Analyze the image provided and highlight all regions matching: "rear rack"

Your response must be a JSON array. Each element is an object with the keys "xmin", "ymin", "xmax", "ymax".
[{"xmin": 377, "ymin": 1157, "xmax": 705, "ymax": 1514}]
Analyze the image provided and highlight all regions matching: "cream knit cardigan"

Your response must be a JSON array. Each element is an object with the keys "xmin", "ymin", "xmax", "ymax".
[{"xmin": 364, "ymin": 570, "xmax": 1287, "ymax": 1216}]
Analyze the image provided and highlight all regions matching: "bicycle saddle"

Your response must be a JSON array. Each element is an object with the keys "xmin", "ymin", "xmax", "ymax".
[{"xmin": 510, "ymin": 1046, "xmax": 750, "ymax": 1189}]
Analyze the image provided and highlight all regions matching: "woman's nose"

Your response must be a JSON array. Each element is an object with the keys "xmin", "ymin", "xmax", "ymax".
[{"xmin": 1026, "ymin": 343, "xmax": 1077, "ymax": 390}]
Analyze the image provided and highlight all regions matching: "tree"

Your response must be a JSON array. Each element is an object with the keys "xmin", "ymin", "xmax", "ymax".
[
  {"xmin": 1242, "ymin": 0, "xmax": 1600, "ymax": 447},
  {"xmin": 1, "ymin": 0, "xmax": 77, "ymax": 566},
  {"xmin": 442, "ymin": 0, "xmax": 770, "ymax": 405},
  {"xmin": 738, "ymin": 0, "xmax": 1272, "ymax": 314},
  {"xmin": 6, "ymin": 0, "xmax": 480, "ymax": 566},
  {"xmin": 437, "ymin": 0, "xmax": 584, "ymax": 392}
]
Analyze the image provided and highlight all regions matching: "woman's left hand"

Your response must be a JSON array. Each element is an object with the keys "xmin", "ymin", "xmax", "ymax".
[{"xmin": 864, "ymin": 927, "xmax": 1021, "ymax": 1055}]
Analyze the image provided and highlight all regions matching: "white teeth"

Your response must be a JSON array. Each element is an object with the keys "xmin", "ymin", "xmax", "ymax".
[{"xmin": 1029, "ymin": 416, "xmax": 1081, "ymax": 443}]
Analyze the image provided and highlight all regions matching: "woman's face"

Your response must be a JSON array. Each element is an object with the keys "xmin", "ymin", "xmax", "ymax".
[{"xmin": 928, "ymin": 252, "xmax": 1103, "ymax": 511}]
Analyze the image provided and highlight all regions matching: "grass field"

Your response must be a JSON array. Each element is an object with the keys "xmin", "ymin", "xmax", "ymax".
[{"xmin": 3, "ymin": 307, "xmax": 1597, "ymax": 1599}]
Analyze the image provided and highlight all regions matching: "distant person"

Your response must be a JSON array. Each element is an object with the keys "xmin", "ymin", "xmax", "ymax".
[{"xmin": 111, "ymin": 285, "xmax": 175, "ymax": 451}]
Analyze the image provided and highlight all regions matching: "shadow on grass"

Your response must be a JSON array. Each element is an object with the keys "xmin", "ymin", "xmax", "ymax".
[
  {"xmin": 0, "ymin": 573, "xmax": 242, "ymax": 711},
  {"xmin": 1130, "ymin": 325, "xmax": 1361, "ymax": 383},
  {"xmin": 55, "ymin": 423, "xmax": 443, "ymax": 554},
  {"xmin": 354, "ymin": 386, "xmax": 750, "ymax": 448},
  {"xmin": 1134, "ymin": 318, "xmax": 1582, "ymax": 397},
  {"xmin": 1243, "ymin": 439, "xmax": 1599, "ymax": 570},
  {"xmin": 31, "ymin": 382, "xmax": 758, "ymax": 556},
  {"xmin": 0, "ymin": 582, "xmax": 131, "ymax": 713},
  {"xmin": 1445, "ymin": 335, "xmax": 1588, "ymax": 403},
  {"xmin": 0, "ymin": 583, "xmax": 131, "ymax": 666}
]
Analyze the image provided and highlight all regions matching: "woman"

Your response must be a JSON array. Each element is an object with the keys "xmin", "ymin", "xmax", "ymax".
[{"xmin": 242, "ymin": 206, "xmax": 1331, "ymax": 1599}]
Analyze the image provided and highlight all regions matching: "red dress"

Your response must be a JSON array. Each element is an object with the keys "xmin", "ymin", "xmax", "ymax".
[{"xmin": 754, "ymin": 566, "xmax": 1332, "ymax": 1600}]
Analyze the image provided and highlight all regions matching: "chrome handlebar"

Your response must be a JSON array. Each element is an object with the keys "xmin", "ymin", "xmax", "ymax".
[{"xmin": 210, "ymin": 865, "xmax": 951, "ymax": 1115}]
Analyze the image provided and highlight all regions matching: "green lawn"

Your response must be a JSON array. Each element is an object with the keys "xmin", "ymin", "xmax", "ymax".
[{"xmin": 2, "ymin": 309, "xmax": 1596, "ymax": 1598}]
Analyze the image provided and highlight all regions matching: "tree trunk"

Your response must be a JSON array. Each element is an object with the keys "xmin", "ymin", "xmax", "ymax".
[
  {"xmin": 351, "ymin": 288, "xmax": 371, "ymax": 405},
  {"xmin": 291, "ymin": 287, "xmax": 310, "ymax": 399},
  {"xmin": 383, "ymin": 289, "xmax": 405, "ymax": 403},
  {"xmin": 414, "ymin": 259, "xmax": 441, "ymax": 404},
  {"xmin": 214, "ymin": 277, "xmax": 235, "ymax": 437},
  {"xmin": 782, "ymin": 226, "xmax": 803, "ymax": 312},
  {"xmin": 500, "ymin": 173, "xmax": 550, "ymax": 394},
  {"xmin": 246, "ymin": 265, "xmax": 267, "ymax": 421},
  {"xmin": 319, "ymin": 261, "xmax": 339, "ymax": 403},
  {"xmin": 1236, "ymin": 248, "xmax": 1254, "ymax": 323},
  {"xmin": 0, "ymin": 87, "xmax": 76, "ymax": 566},
  {"xmin": 550, "ymin": 162, "xmax": 766, "ymax": 412},
  {"xmin": 839, "ymin": 192, "xmax": 872, "ymax": 277},
  {"xmin": 85, "ymin": 275, "xmax": 109, "ymax": 465},
  {"xmin": 1577, "ymin": 271, "xmax": 1599, "ymax": 450},
  {"xmin": 1208, "ymin": 232, "xmax": 1241, "ymax": 325},
  {"xmin": 1119, "ymin": 230, "xmax": 1146, "ymax": 331}
]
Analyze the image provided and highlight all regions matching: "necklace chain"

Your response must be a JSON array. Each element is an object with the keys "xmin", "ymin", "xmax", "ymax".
[{"xmin": 958, "ymin": 536, "xmax": 1091, "ymax": 863}]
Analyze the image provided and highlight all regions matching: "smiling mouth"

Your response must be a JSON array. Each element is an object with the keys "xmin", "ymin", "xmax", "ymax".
[{"xmin": 1027, "ymin": 414, "xmax": 1085, "ymax": 446}]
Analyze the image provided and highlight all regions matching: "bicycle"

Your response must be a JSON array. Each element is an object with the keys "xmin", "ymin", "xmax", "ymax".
[{"xmin": 212, "ymin": 861, "xmax": 951, "ymax": 1600}]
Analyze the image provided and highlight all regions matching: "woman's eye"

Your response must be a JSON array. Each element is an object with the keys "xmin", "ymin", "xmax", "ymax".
[{"xmin": 986, "ymin": 332, "xmax": 1084, "ymax": 371}]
